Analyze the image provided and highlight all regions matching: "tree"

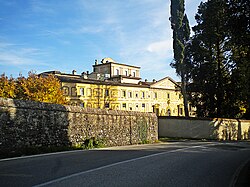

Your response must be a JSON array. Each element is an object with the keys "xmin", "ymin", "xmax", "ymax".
[
  {"xmin": 0, "ymin": 72, "xmax": 67, "ymax": 105},
  {"xmin": 189, "ymin": 0, "xmax": 231, "ymax": 117},
  {"xmin": 227, "ymin": 0, "xmax": 250, "ymax": 118},
  {"xmin": 0, "ymin": 74, "xmax": 15, "ymax": 98},
  {"xmin": 170, "ymin": 0, "xmax": 191, "ymax": 117},
  {"xmin": 188, "ymin": 0, "xmax": 249, "ymax": 118}
]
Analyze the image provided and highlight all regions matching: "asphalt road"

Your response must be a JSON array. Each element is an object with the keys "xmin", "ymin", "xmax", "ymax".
[{"xmin": 0, "ymin": 141, "xmax": 250, "ymax": 187}]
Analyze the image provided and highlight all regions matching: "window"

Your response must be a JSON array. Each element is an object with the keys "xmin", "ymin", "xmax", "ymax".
[
  {"xmin": 136, "ymin": 104, "xmax": 139, "ymax": 108},
  {"xmin": 122, "ymin": 90, "xmax": 126, "ymax": 97},
  {"xmin": 135, "ymin": 93, "xmax": 138, "ymax": 98},
  {"xmin": 177, "ymin": 105, "xmax": 183, "ymax": 116},
  {"xmin": 116, "ymin": 69, "xmax": 119, "ymax": 75},
  {"xmin": 80, "ymin": 88, "xmax": 84, "ymax": 96},
  {"xmin": 154, "ymin": 92, "xmax": 157, "ymax": 99},
  {"xmin": 122, "ymin": 103, "xmax": 126, "ymax": 108},
  {"xmin": 142, "ymin": 103, "xmax": 145, "ymax": 108},
  {"xmin": 133, "ymin": 72, "xmax": 136, "ymax": 77},
  {"xmin": 180, "ymin": 108, "xmax": 183, "ymax": 115},
  {"xmin": 129, "ymin": 107, "xmax": 132, "ymax": 110},
  {"xmin": 129, "ymin": 91, "xmax": 132, "ymax": 98},
  {"xmin": 87, "ymin": 88, "xmax": 92, "ymax": 96},
  {"xmin": 105, "ymin": 103, "xmax": 110, "ymax": 108},
  {"xmin": 71, "ymin": 87, "xmax": 77, "ymax": 96},
  {"xmin": 167, "ymin": 109, "xmax": 171, "ymax": 116},
  {"xmin": 94, "ymin": 88, "xmax": 102, "ymax": 97},
  {"xmin": 105, "ymin": 89, "xmax": 109, "ymax": 97},
  {"xmin": 125, "ymin": 70, "xmax": 128, "ymax": 76},
  {"xmin": 62, "ymin": 86, "xmax": 69, "ymax": 96},
  {"xmin": 167, "ymin": 93, "xmax": 170, "ymax": 99},
  {"xmin": 80, "ymin": 103, "xmax": 85, "ymax": 108},
  {"xmin": 142, "ymin": 92, "xmax": 145, "ymax": 98},
  {"xmin": 189, "ymin": 104, "xmax": 192, "ymax": 111}
]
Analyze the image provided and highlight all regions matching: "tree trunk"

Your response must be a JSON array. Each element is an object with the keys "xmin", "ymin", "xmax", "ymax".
[
  {"xmin": 181, "ymin": 73, "xmax": 189, "ymax": 117},
  {"xmin": 216, "ymin": 39, "xmax": 222, "ymax": 117}
]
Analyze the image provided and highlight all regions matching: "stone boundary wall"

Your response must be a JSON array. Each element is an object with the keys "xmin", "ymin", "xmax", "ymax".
[
  {"xmin": 159, "ymin": 116, "xmax": 250, "ymax": 140},
  {"xmin": 0, "ymin": 97, "xmax": 158, "ymax": 154}
]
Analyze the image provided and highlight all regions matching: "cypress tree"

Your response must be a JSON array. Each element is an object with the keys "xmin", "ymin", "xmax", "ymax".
[{"xmin": 170, "ymin": 0, "xmax": 190, "ymax": 117}]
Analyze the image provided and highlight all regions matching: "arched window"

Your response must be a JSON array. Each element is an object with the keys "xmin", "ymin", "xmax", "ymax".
[
  {"xmin": 167, "ymin": 109, "xmax": 171, "ymax": 116},
  {"xmin": 62, "ymin": 86, "xmax": 69, "ymax": 96},
  {"xmin": 71, "ymin": 87, "xmax": 76, "ymax": 96}
]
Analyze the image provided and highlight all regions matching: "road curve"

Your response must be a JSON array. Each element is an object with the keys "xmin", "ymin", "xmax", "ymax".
[{"xmin": 0, "ymin": 141, "xmax": 250, "ymax": 187}]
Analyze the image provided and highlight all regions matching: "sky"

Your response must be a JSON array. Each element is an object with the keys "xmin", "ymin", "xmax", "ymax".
[{"xmin": 0, "ymin": 0, "xmax": 205, "ymax": 81}]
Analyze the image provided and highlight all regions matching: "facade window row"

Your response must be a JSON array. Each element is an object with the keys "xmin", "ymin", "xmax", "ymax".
[
  {"xmin": 114, "ymin": 68, "xmax": 138, "ymax": 77},
  {"xmin": 63, "ymin": 86, "xmax": 174, "ymax": 100}
]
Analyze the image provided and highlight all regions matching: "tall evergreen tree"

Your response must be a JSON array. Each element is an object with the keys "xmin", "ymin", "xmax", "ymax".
[
  {"xmin": 170, "ymin": 0, "xmax": 191, "ymax": 117},
  {"xmin": 189, "ymin": 0, "xmax": 231, "ymax": 117},
  {"xmin": 227, "ymin": 0, "xmax": 250, "ymax": 118},
  {"xmin": 188, "ymin": 0, "xmax": 249, "ymax": 118}
]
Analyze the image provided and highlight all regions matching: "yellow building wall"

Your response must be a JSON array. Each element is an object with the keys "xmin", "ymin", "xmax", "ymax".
[{"xmin": 61, "ymin": 81, "xmax": 185, "ymax": 116}]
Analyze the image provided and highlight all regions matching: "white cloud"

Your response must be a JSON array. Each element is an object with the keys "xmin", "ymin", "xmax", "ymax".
[
  {"xmin": 0, "ymin": 53, "xmax": 37, "ymax": 65},
  {"xmin": 0, "ymin": 42, "xmax": 48, "ymax": 66},
  {"xmin": 30, "ymin": 0, "xmax": 55, "ymax": 14},
  {"xmin": 73, "ymin": 26, "xmax": 103, "ymax": 34},
  {"xmin": 146, "ymin": 39, "xmax": 173, "ymax": 56},
  {"xmin": 104, "ymin": 1, "xmax": 177, "ymax": 80},
  {"xmin": 71, "ymin": 0, "xmax": 177, "ymax": 80}
]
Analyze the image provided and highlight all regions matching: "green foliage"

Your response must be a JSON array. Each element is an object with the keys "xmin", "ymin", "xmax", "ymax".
[
  {"xmin": 188, "ymin": 0, "xmax": 249, "ymax": 119},
  {"xmin": 83, "ymin": 137, "xmax": 104, "ymax": 149},
  {"xmin": 0, "ymin": 72, "xmax": 67, "ymax": 105},
  {"xmin": 170, "ymin": 0, "xmax": 190, "ymax": 75},
  {"xmin": 170, "ymin": 0, "xmax": 191, "ymax": 117},
  {"xmin": 227, "ymin": 0, "xmax": 250, "ymax": 118}
]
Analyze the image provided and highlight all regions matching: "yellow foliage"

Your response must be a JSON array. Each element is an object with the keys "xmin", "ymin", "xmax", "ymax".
[
  {"xmin": 0, "ymin": 74, "xmax": 16, "ymax": 98},
  {"xmin": 0, "ymin": 72, "xmax": 67, "ymax": 105}
]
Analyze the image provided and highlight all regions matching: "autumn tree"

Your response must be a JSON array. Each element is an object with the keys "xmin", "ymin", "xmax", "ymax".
[
  {"xmin": 0, "ymin": 72, "xmax": 67, "ymax": 105},
  {"xmin": 0, "ymin": 74, "xmax": 15, "ymax": 98},
  {"xmin": 170, "ymin": 0, "xmax": 191, "ymax": 117}
]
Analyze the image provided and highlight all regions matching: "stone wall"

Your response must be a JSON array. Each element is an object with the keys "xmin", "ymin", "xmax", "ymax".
[
  {"xmin": 159, "ymin": 116, "xmax": 250, "ymax": 140},
  {"xmin": 0, "ymin": 97, "xmax": 158, "ymax": 154}
]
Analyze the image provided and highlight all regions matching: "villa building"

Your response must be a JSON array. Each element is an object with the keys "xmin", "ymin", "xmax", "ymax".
[{"xmin": 40, "ymin": 58, "xmax": 196, "ymax": 116}]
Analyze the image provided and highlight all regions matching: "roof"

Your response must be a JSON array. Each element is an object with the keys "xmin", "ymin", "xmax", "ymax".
[
  {"xmin": 40, "ymin": 72, "xmax": 149, "ymax": 88},
  {"xmin": 40, "ymin": 72, "xmax": 180, "ymax": 91},
  {"xmin": 154, "ymin": 76, "xmax": 180, "ymax": 87},
  {"xmin": 93, "ymin": 61, "xmax": 140, "ymax": 69},
  {"xmin": 139, "ymin": 81, "xmax": 155, "ymax": 86},
  {"xmin": 111, "ymin": 75, "xmax": 142, "ymax": 80}
]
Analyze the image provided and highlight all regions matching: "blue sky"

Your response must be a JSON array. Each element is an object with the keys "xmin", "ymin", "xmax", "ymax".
[{"xmin": 0, "ymin": 0, "xmax": 204, "ymax": 81}]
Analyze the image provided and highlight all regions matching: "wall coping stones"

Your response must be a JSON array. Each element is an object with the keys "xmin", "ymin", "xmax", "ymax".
[{"xmin": 0, "ymin": 97, "xmax": 156, "ymax": 117}]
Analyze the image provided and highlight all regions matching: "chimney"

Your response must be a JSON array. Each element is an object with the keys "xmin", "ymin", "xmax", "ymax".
[
  {"xmin": 81, "ymin": 72, "xmax": 88, "ymax": 79},
  {"xmin": 145, "ymin": 79, "xmax": 148, "ymax": 82},
  {"xmin": 87, "ymin": 71, "xmax": 89, "ymax": 75},
  {"xmin": 72, "ymin": 70, "xmax": 76, "ymax": 75},
  {"xmin": 95, "ymin": 59, "xmax": 98, "ymax": 65},
  {"xmin": 153, "ymin": 79, "xmax": 156, "ymax": 82}
]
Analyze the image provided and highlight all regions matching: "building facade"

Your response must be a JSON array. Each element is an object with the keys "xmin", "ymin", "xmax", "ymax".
[{"xmin": 41, "ymin": 58, "xmax": 195, "ymax": 116}]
